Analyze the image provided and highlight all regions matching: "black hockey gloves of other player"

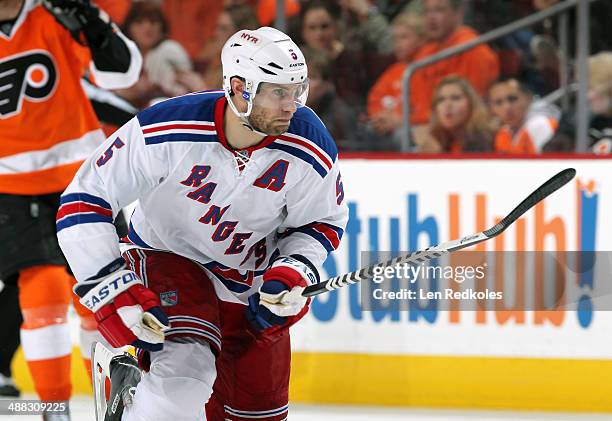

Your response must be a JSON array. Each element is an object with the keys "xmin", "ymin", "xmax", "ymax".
[
  {"xmin": 246, "ymin": 256, "xmax": 315, "ymax": 332},
  {"xmin": 74, "ymin": 258, "xmax": 170, "ymax": 351},
  {"xmin": 43, "ymin": 0, "xmax": 113, "ymax": 47}
]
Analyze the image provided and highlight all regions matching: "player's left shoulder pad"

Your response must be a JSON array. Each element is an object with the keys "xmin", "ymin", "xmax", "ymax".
[{"xmin": 280, "ymin": 106, "xmax": 338, "ymax": 178}]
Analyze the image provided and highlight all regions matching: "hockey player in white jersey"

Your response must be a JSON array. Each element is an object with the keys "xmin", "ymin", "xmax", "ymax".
[{"xmin": 57, "ymin": 26, "xmax": 348, "ymax": 421}]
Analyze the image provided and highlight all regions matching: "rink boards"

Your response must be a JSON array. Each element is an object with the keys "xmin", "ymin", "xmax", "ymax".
[
  {"xmin": 12, "ymin": 157, "xmax": 612, "ymax": 411},
  {"xmin": 290, "ymin": 157, "xmax": 612, "ymax": 412}
]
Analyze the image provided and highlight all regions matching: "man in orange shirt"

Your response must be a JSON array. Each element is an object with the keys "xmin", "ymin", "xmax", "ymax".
[
  {"xmin": 489, "ymin": 77, "xmax": 558, "ymax": 154},
  {"xmin": 410, "ymin": 0, "xmax": 499, "ymax": 126},
  {"xmin": 0, "ymin": 0, "xmax": 140, "ymax": 418}
]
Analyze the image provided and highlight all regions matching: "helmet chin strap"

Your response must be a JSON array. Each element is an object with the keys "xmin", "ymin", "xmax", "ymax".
[{"xmin": 240, "ymin": 120, "xmax": 269, "ymax": 138}]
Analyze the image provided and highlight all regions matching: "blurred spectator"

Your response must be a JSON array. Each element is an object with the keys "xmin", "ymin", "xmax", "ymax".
[
  {"xmin": 197, "ymin": 4, "xmax": 260, "ymax": 89},
  {"xmin": 533, "ymin": 0, "xmax": 612, "ymax": 56},
  {"xmin": 464, "ymin": 0, "xmax": 542, "ymax": 90},
  {"xmin": 528, "ymin": 0, "xmax": 612, "ymax": 96},
  {"xmin": 465, "ymin": 0, "xmax": 533, "ymax": 33},
  {"xmin": 303, "ymin": 48, "xmax": 360, "ymax": 149},
  {"xmin": 544, "ymin": 52, "xmax": 612, "ymax": 153},
  {"xmin": 418, "ymin": 76, "xmax": 493, "ymax": 153},
  {"xmin": 95, "ymin": 0, "xmax": 132, "ymax": 25},
  {"xmin": 488, "ymin": 78, "xmax": 558, "ymax": 154},
  {"xmin": 528, "ymin": 34, "xmax": 560, "ymax": 95},
  {"xmin": 378, "ymin": 0, "xmax": 423, "ymax": 22},
  {"xmin": 339, "ymin": 0, "xmax": 393, "ymax": 55},
  {"xmin": 300, "ymin": 1, "xmax": 343, "ymax": 57},
  {"xmin": 162, "ymin": 0, "xmax": 224, "ymax": 60},
  {"xmin": 299, "ymin": 0, "xmax": 369, "ymax": 110},
  {"xmin": 367, "ymin": 13, "xmax": 425, "ymax": 136},
  {"xmin": 117, "ymin": 2, "xmax": 204, "ymax": 108},
  {"xmin": 409, "ymin": 0, "xmax": 499, "ymax": 127}
]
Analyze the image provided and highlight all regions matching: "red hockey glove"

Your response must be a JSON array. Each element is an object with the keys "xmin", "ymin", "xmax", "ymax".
[
  {"xmin": 75, "ymin": 260, "xmax": 169, "ymax": 351},
  {"xmin": 246, "ymin": 256, "xmax": 316, "ymax": 332}
]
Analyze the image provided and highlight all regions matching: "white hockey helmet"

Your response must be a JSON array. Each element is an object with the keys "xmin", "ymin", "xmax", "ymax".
[{"xmin": 221, "ymin": 27, "xmax": 309, "ymax": 124}]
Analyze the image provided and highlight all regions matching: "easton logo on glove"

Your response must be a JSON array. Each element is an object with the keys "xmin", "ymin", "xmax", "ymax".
[
  {"xmin": 81, "ymin": 270, "xmax": 141, "ymax": 312},
  {"xmin": 268, "ymin": 256, "xmax": 318, "ymax": 286}
]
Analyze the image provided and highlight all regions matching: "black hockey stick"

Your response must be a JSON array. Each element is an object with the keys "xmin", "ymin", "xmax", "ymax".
[{"xmin": 302, "ymin": 168, "xmax": 576, "ymax": 298}]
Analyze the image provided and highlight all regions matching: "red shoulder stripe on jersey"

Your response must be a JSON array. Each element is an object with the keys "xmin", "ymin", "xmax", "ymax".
[
  {"xmin": 142, "ymin": 123, "xmax": 215, "ymax": 134},
  {"xmin": 277, "ymin": 134, "xmax": 333, "ymax": 170},
  {"xmin": 56, "ymin": 202, "xmax": 113, "ymax": 220},
  {"xmin": 310, "ymin": 222, "xmax": 342, "ymax": 249}
]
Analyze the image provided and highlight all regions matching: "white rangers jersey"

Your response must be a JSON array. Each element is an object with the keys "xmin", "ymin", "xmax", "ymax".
[{"xmin": 57, "ymin": 90, "xmax": 348, "ymax": 302}]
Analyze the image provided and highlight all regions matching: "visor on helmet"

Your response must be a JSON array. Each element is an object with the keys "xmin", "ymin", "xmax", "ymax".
[{"xmin": 251, "ymin": 80, "xmax": 309, "ymax": 111}]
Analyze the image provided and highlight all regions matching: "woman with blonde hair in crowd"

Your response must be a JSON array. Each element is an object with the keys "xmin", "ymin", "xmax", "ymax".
[{"xmin": 419, "ymin": 76, "xmax": 494, "ymax": 153}]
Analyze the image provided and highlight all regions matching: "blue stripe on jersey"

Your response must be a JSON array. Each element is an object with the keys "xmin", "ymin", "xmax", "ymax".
[
  {"xmin": 266, "ymin": 142, "xmax": 328, "ymax": 177},
  {"xmin": 144, "ymin": 133, "xmax": 219, "ymax": 145},
  {"xmin": 287, "ymin": 106, "xmax": 338, "ymax": 162},
  {"xmin": 283, "ymin": 226, "xmax": 336, "ymax": 253},
  {"xmin": 60, "ymin": 192, "xmax": 112, "ymax": 209},
  {"xmin": 203, "ymin": 261, "xmax": 266, "ymax": 294},
  {"xmin": 137, "ymin": 91, "xmax": 223, "ymax": 128},
  {"xmin": 56, "ymin": 213, "xmax": 113, "ymax": 232},
  {"xmin": 127, "ymin": 223, "xmax": 154, "ymax": 249}
]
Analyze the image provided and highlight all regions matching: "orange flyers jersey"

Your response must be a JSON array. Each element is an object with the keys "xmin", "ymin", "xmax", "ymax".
[
  {"xmin": 495, "ymin": 115, "xmax": 558, "ymax": 155},
  {"xmin": 0, "ymin": 0, "xmax": 105, "ymax": 195}
]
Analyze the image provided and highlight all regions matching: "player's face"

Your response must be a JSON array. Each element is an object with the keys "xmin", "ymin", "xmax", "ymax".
[
  {"xmin": 435, "ymin": 83, "xmax": 470, "ymax": 130},
  {"xmin": 488, "ymin": 81, "xmax": 530, "ymax": 129},
  {"xmin": 249, "ymin": 81, "xmax": 309, "ymax": 136}
]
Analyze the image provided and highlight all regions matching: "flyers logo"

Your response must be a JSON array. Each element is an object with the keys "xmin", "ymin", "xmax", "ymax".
[{"xmin": 0, "ymin": 50, "xmax": 57, "ymax": 119}]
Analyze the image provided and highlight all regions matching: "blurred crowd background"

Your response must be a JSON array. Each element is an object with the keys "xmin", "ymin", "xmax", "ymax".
[{"xmin": 93, "ymin": 0, "xmax": 612, "ymax": 154}]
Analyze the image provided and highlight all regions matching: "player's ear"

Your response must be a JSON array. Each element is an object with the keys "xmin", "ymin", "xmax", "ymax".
[
  {"xmin": 230, "ymin": 77, "xmax": 245, "ymax": 96},
  {"xmin": 229, "ymin": 77, "xmax": 249, "ymax": 113}
]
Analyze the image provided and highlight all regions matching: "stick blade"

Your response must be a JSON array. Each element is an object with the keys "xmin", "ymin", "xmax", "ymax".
[{"xmin": 484, "ymin": 168, "xmax": 576, "ymax": 237}]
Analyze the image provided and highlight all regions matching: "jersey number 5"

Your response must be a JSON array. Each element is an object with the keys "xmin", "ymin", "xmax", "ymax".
[
  {"xmin": 96, "ymin": 138, "xmax": 125, "ymax": 167},
  {"xmin": 336, "ymin": 173, "xmax": 344, "ymax": 205}
]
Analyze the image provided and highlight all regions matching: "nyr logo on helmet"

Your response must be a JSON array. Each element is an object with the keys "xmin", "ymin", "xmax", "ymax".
[
  {"xmin": 0, "ymin": 50, "xmax": 57, "ymax": 119},
  {"xmin": 240, "ymin": 33, "xmax": 259, "ymax": 43}
]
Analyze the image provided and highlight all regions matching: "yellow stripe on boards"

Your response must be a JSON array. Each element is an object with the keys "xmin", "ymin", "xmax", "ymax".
[
  {"xmin": 12, "ymin": 348, "xmax": 612, "ymax": 412},
  {"xmin": 289, "ymin": 352, "xmax": 612, "ymax": 412}
]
